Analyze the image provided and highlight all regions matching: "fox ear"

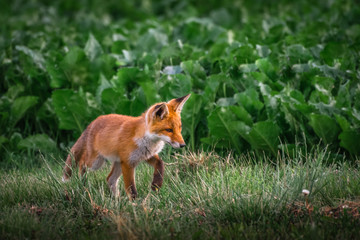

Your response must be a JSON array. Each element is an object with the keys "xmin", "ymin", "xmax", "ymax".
[
  {"xmin": 168, "ymin": 94, "xmax": 191, "ymax": 113},
  {"xmin": 152, "ymin": 103, "xmax": 169, "ymax": 120}
]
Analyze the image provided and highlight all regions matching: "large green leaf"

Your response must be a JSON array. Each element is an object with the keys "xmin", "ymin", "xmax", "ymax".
[
  {"xmin": 335, "ymin": 115, "xmax": 350, "ymax": 131},
  {"xmin": 46, "ymin": 61, "xmax": 67, "ymax": 88},
  {"xmin": 239, "ymin": 63, "xmax": 258, "ymax": 73},
  {"xmin": 114, "ymin": 67, "xmax": 141, "ymax": 91},
  {"xmin": 336, "ymin": 81, "xmax": 351, "ymax": 108},
  {"xmin": 5, "ymin": 85, "xmax": 24, "ymax": 100},
  {"xmin": 159, "ymin": 74, "xmax": 192, "ymax": 101},
  {"xmin": 18, "ymin": 134, "xmax": 57, "ymax": 153},
  {"xmin": 0, "ymin": 136, "xmax": 8, "ymax": 149},
  {"xmin": 136, "ymin": 28, "xmax": 168, "ymax": 53},
  {"xmin": 181, "ymin": 93, "xmax": 203, "ymax": 151},
  {"xmin": 180, "ymin": 60, "xmax": 206, "ymax": 89},
  {"xmin": 96, "ymin": 74, "xmax": 112, "ymax": 103},
  {"xmin": 138, "ymin": 80, "xmax": 161, "ymax": 106},
  {"xmin": 101, "ymin": 88, "xmax": 131, "ymax": 115},
  {"xmin": 234, "ymin": 88, "xmax": 264, "ymax": 116},
  {"xmin": 231, "ymin": 45, "xmax": 258, "ymax": 64},
  {"xmin": 339, "ymin": 131, "xmax": 360, "ymax": 155},
  {"xmin": 84, "ymin": 33, "xmax": 103, "ymax": 61},
  {"xmin": 256, "ymin": 45, "xmax": 271, "ymax": 58},
  {"xmin": 255, "ymin": 58, "xmax": 277, "ymax": 81},
  {"xmin": 247, "ymin": 121, "xmax": 280, "ymax": 156},
  {"xmin": 209, "ymin": 42, "xmax": 229, "ymax": 59},
  {"xmin": 206, "ymin": 107, "xmax": 243, "ymax": 153},
  {"xmin": 179, "ymin": 18, "xmax": 226, "ymax": 47},
  {"xmin": 162, "ymin": 66, "xmax": 182, "ymax": 75},
  {"xmin": 230, "ymin": 106, "xmax": 253, "ymax": 126},
  {"xmin": 114, "ymin": 67, "xmax": 160, "ymax": 106},
  {"xmin": 216, "ymin": 98, "xmax": 236, "ymax": 107},
  {"xmin": 203, "ymin": 74, "xmax": 222, "ymax": 107},
  {"xmin": 320, "ymin": 42, "xmax": 346, "ymax": 66},
  {"xmin": 128, "ymin": 88, "xmax": 149, "ymax": 116},
  {"xmin": 15, "ymin": 45, "xmax": 45, "ymax": 70},
  {"xmin": 229, "ymin": 121, "xmax": 251, "ymax": 143},
  {"xmin": 11, "ymin": 96, "xmax": 39, "ymax": 126},
  {"xmin": 309, "ymin": 114, "xmax": 340, "ymax": 144},
  {"xmin": 60, "ymin": 47, "xmax": 90, "ymax": 87},
  {"xmin": 52, "ymin": 90, "xmax": 99, "ymax": 132},
  {"xmin": 285, "ymin": 44, "xmax": 312, "ymax": 64}
]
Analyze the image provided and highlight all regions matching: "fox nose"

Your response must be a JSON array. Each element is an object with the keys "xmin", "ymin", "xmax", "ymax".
[{"xmin": 180, "ymin": 144, "xmax": 186, "ymax": 148}]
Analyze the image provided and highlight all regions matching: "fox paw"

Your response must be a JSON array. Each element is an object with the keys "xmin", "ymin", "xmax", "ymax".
[{"xmin": 151, "ymin": 184, "xmax": 160, "ymax": 192}]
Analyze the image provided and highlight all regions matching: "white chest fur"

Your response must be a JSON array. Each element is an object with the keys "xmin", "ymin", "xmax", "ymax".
[{"xmin": 129, "ymin": 132, "xmax": 165, "ymax": 166}]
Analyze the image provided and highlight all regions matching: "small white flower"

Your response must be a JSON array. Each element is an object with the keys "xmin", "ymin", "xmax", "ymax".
[{"xmin": 302, "ymin": 189, "xmax": 310, "ymax": 196}]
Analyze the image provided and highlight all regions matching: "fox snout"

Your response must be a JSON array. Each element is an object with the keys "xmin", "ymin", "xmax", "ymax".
[
  {"xmin": 168, "ymin": 140, "xmax": 186, "ymax": 149},
  {"xmin": 170, "ymin": 132, "xmax": 186, "ymax": 149}
]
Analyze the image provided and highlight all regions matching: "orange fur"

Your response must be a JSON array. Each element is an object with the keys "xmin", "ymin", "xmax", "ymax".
[{"xmin": 63, "ymin": 94, "xmax": 191, "ymax": 199}]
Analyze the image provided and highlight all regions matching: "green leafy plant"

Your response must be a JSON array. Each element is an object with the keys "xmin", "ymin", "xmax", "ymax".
[{"xmin": 1, "ymin": 0, "xmax": 359, "ymax": 159}]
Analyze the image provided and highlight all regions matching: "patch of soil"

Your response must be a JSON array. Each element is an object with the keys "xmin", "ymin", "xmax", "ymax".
[
  {"xmin": 288, "ymin": 200, "xmax": 360, "ymax": 220},
  {"xmin": 320, "ymin": 201, "xmax": 360, "ymax": 219}
]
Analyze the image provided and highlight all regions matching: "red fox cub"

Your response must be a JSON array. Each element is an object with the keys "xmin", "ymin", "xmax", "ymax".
[{"xmin": 63, "ymin": 94, "xmax": 191, "ymax": 199}]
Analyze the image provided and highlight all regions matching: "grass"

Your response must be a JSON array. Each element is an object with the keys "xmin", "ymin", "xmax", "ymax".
[{"xmin": 0, "ymin": 147, "xmax": 359, "ymax": 239}]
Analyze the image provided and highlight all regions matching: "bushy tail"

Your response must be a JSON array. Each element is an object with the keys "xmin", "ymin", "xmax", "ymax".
[{"xmin": 62, "ymin": 130, "xmax": 88, "ymax": 182}]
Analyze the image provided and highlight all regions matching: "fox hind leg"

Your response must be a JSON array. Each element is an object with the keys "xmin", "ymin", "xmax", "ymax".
[
  {"xmin": 107, "ymin": 162, "xmax": 122, "ymax": 197},
  {"xmin": 90, "ymin": 154, "xmax": 105, "ymax": 171}
]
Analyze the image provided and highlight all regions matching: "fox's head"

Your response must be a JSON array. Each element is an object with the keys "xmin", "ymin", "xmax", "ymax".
[{"xmin": 145, "ymin": 94, "xmax": 191, "ymax": 148}]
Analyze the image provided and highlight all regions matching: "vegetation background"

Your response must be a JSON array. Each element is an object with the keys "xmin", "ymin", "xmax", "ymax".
[{"xmin": 0, "ymin": 0, "xmax": 359, "ymax": 239}]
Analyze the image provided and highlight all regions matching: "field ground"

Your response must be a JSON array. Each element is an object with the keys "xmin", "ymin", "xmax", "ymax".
[
  {"xmin": 1, "ymin": 148, "xmax": 359, "ymax": 239},
  {"xmin": 2, "ymin": 0, "xmax": 360, "ymax": 239}
]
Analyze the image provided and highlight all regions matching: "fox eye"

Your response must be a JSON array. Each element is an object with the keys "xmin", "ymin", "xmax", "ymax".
[{"xmin": 165, "ymin": 128, "xmax": 173, "ymax": 133}]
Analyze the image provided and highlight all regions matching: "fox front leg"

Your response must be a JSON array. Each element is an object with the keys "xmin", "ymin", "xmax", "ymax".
[
  {"xmin": 121, "ymin": 163, "xmax": 138, "ymax": 200},
  {"xmin": 146, "ymin": 154, "xmax": 164, "ymax": 191}
]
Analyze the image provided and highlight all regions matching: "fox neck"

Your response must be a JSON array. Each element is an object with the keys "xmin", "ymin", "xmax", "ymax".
[
  {"xmin": 136, "ymin": 114, "xmax": 162, "ymax": 143},
  {"xmin": 139, "ymin": 131, "xmax": 165, "ymax": 151},
  {"xmin": 130, "ymin": 117, "xmax": 165, "ymax": 166},
  {"xmin": 140, "ymin": 111, "xmax": 169, "ymax": 144}
]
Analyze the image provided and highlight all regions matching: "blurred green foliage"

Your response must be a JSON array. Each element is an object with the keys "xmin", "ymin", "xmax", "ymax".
[{"xmin": 1, "ymin": 0, "xmax": 360, "ymax": 159}]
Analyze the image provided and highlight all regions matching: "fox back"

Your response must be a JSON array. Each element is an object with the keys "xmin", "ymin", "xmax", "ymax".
[{"xmin": 63, "ymin": 94, "xmax": 191, "ymax": 199}]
